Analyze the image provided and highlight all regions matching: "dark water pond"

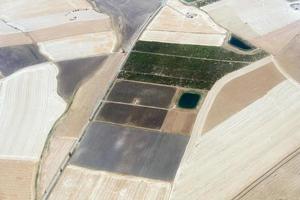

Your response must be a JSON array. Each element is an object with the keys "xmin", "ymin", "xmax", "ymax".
[
  {"xmin": 229, "ymin": 35, "xmax": 254, "ymax": 51},
  {"xmin": 178, "ymin": 92, "xmax": 201, "ymax": 109}
]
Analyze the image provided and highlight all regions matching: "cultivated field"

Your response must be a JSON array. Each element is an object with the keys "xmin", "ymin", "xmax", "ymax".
[
  {"xmin": 120, "ymin": 41, "xmax": 267, "ymax": 89},
  {"xmin": 141, "ymin": 0, "xmax": 226, "ymax": 46},
  {"xmin": 94, "ymin": 0, "xmax": 162, "ymax": 50},
  {"xmin": 0, "ymin": 62, "xmax": 66, "ymax": 159},
  {"xmin": 171, "ymin": 80, "xmax": 300, "ymax": 200},
  {"xmin": 0, "ymin": 44, "xmax": 47, "ymax": 76},
  {"xmin": 49, "ymin": 165, "xmax": 171, "ymax": 200},
  {"xmin": 70, "ymin": 122, "xmax": 189, "ymax": 181}
]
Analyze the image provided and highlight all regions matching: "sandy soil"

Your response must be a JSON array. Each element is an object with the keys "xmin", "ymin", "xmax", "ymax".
[
  {"xmin": 162, "ymin": 109, "xmax": 197, "ymax": 136},
  {"xmin": 140, "ymin": 0, "xmax": 226, "ymax": 45},
  {"xmin": 203, "ymin": 0, "xmax": 300, "ymax": 38},
  {"xmin": 49, "ymin": 165, "xmax": 171, "ymax": 200},
  {"xmin": 38, "ymin": 136, "xmax": 77, "ymax": 198},
  {"xmin": 275, "ymin": 35, "xmax": 300, "ymax": 84},
  {"xmin": 38, "ymin": 32, "xmax": 115, "ymax": 61},
  {"xmin": 171, "ymin": 80, "xmax": 300, "ymax": 200},
  {"xmin": 0, "ymin": 62, "xmax": 66, "ymax": 159},
  {"xmin": 251, "ymin": 20, "xmax": 300, "ymax": 54},
  {"xmin": 238, "ymin": 151, "xmax": 300, "ymax": 200},
  {"xmin": 202, "ymin": 61, "xmax": 285, "ymax": 133},
  {"xmin": 0, "ymin": 159, "xmax": 37, "ymax": 200},
  {"xmin": 0, "ymin": 32, "xmax": 32, "ymax": 47}
]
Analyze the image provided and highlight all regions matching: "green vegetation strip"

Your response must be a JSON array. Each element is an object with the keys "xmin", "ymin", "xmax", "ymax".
[{"xmin": 119, "ymin": 41, "xmax": 268, "ymax": 90}]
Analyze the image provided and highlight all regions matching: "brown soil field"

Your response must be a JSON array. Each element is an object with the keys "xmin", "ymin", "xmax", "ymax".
[
  {"xmin": 275, "ymin": 35, "xmax": 300, "ymax": 84},
  {"xmin": 49, "ymin": 165, "xmax": 171, "ymax": 200},
  {"xmin": 161, "ymin": 109, "xmax": 197, "ymax": 136},
  {"xmin": 38, "ymin": 136, "xmax": 76, "ymax": 198},
  {"xmin": 0, "ymin": 159, "xmax": 37, "ymax": 200},
  {"xmin": 252, "ymin": 20, "xmax": 300, "ymax": 54},
  {"xmin": 54, "ymin": 53, "xmax": 125, "ymax": 138},
  {"xmin": 202, "ymin": 62, "xmax": 285, "ymax": 133},
  {"xmin": 238, "ymin": 151, "xmax": 300, "ymax": 200},
  {"xmin": 31, "ymin": 19, "xmax": 112, "ymax": 42},
  {"xmin": 0, "ymin": 33, "xmax": 32, "ymax": 47}
]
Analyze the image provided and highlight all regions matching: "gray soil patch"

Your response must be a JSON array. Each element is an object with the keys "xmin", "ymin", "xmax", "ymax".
[
  {"xmin": 57, "ymin": 56, "xmax": 107, "ymax": 101},
  {"xmin": 0, "ymin": 44, "xmax": 47, "ymax": 76},
  {"xmin": 96, "ymin": 102, "xmax": 167, "ymax": 129},
  {"xmin": 107, "ymin": 80, "xmax": 176, "ymax": 108},
  {"xmin": 70, "ymin": 121, "xmax": 189, "ymax": 181},
  {"xmin": 93, "ymin": 0, "xmax": 161, "ymax": 50}
]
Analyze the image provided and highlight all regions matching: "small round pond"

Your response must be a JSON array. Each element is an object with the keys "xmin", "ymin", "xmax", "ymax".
[{"xmin": 178, "ymin": 92, "xmax": 201, "ymax": 109}]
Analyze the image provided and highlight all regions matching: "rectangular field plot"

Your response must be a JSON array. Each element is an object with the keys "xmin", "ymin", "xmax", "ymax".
[
  {"xmin": 96, "ymin": 102, "xmax": 167, "ymax": 129},
  {"xmin": 107, "ymin": 80, "xmax": 176, "ymax": 108},
  {"xmin": 70, "ymin": 122, "xmax": 189, "ymax": 181},
  {"xmin": 119, "ymin": 41, "xmax": 268, "ymax": 89}
]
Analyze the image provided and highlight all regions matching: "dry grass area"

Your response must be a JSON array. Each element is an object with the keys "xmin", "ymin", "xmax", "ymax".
[
  {"xmin": 49, "ymin": 165, "xmax": 171, "ymax": 200},
  {"xmin": 38, "ymin": 32, "xmax": 115, "ymax": 61},
  {"xmin": 0, "ymin": 159, "xmax": 37, "ymax": 200},
  {"xmin": 38, "ymin": 136, "xmax": 76, "ymax": 198},
  {"xmin": 275, "ymin": 35, "xmax": 300, "ymax": 84},
  {"xmin": 162, "ymin": 109, "xmax": 197, "ymax": 136},
  {"xmin": 170, "ymin": 80, "xmax": 300, "ymax": 200},
  {"xmin": 238, "ymin": 152, "xmax": 300, "ymax": 200},
  {"xmin": 140, "ymin": 0, "xmax": 226, "ymax": 46},
  {"xmin": 202, "ymin": 61, "xmax": 285, "ymax": 133}
]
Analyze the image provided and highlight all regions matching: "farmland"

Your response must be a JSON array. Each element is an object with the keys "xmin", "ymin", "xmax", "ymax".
[{"xmin": 119, "ymin": 41, "xmax": 267, "ymax": 89}]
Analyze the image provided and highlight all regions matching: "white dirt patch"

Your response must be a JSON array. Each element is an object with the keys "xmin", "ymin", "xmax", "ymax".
[
  {"xmin": 5, "ymin": 9, "xmax": 109, "ymax": 32},
  {"xmin": 171, "ymin": 80, "xmax": 300, "ymax": 200},
  {"xmin": 141, "ymin": 31, "xmax": 225, "ymax": 46},
  {"xmin": 38, "ymin": 32, "xmax": 115, "ymax": 61},
  {"xmin": 0, "ymin": 62, "xmax": 66, "ymax": 160},
  {"xmin": 203, "ymin": 0, "xmax": 300, "ymax": 37},
  {"xmin": 140, "ymin": 0, "xmax": 226, "ymax": 46},
  {"xmin": 49, "ymin": 165, "xmax": 171, "ymax": 200}
]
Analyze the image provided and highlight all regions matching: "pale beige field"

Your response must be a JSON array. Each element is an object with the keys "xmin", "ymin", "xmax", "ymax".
[
  {"xmin": 38, "ymin": 136, "xmax": 77, "ymax": 198},
  {"xmin": 0, "ymin": 159, "xmax": 37, "ymax": 200},
  {"xmin": 49, "ymin": 165, "xmax": 171, "ymax": 200},
  {"xmin": 140, "ymin": 0, "xmax": 226, "ymax": 46},
  {"xmin": 162, "ymin": 109, "xmax": 197, "ymax": 136},
  {"xmin": 202, "ymin": 61, "xmax": 285, "ymax": 133}
]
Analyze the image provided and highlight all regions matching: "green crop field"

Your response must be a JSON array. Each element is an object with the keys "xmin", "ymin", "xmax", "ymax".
[{"xmin": 119, "ymin": 41, "xmax": 268, "ymax": 90}]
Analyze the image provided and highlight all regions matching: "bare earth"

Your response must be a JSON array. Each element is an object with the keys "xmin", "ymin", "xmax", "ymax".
[
  {"xmin": 202, "ymin": 61, "xmax": 285, "ymax": 133},
  {"xmin": 0, "ymin": 159, "xmax": 37, "ymax": 200},
  {"xmin": 49, "ymin": 165, "xmax": 171, "ymax": 200}
]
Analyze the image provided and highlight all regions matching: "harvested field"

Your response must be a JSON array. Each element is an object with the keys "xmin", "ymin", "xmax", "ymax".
[
  {"xmin": 161, "ymin": 109, "xmax": 197, "ymax": 136},
  {"xmin": 239, "ymin": 152, "xmax": 300, "ymax": 200},
  {"xmin": 120, "ymin": 41, "xmax": 267, "ymax": 89},
  {"xmin": 203, "ymin": 61, "xmax": 285, "ymax": 133},
  {"xmin": 54, "ymin": 53, "xmax": 126, "ymax": 138},
  {"xmin": 94, "ymin": 0, "xmax": 161, "ymax": 50},
  {"xmin": 140, "ymin": 0, "xmax": 226, "ymax": 46},
  {"xmin": 203, "ymin": 0, "xmax": 300, "ymax": 38},
  {"xmin": 0, "ymin": 62, "xmax": 66, "ymax": 159},
  {"xmin": 0, "ymin": 159, "xmax": 37, "ymax": 200},
  {"xmin": 57, "ymin": 56, "xmax": 107, "ymax": 101},
  {"xmin": 0, "ymin": 33, "xmax": 32, "ymax": 48},
  {"xmin": 70, "ymin": 122, "xmax": 189, "ymax": 181},
  {"xmin": 0, "ymin": 44, "xmax": 47, "ymax": 76},
  {"xmin": 38, "ymin": 32, "xmax": 115, "ymax": 61},
  {"xmin": 49, "ymin": 165, "xmax": 171, "ymax": 200},
  {"xmin": 96, "ymin": 102, "xmax": 167, "ymax": 130},
  {"xmin": 275, "ymin": 35, "xmax": 300, "ymax": 83},
  {"xmin": 38, "ymin": 136, "xmax": 77, "ymax": 198},
  {"xmin": 171, "ymin": 80, "xmax": 300, "ymax": 200},
  {"xmin": 0, "ymin": 0, "xmax": 92, "ymax": 20},
  {"xmin": 107, "ymin": 80, "xmax": 176, "ymax": 108}
]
